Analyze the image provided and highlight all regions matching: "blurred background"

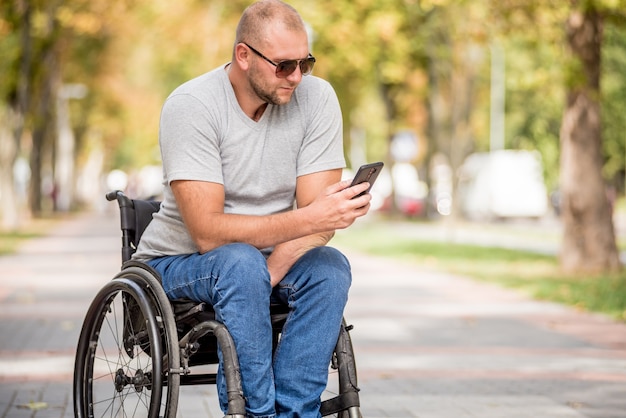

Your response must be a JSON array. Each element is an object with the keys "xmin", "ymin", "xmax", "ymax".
[{"xmin": 1, "ymin": 0, "xmax": 625, "ymax": 278}]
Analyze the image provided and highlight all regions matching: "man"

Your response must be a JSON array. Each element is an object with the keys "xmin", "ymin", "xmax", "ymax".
[{"xmin": 133, "ymin": 1, "xmax": 372, "ymax": 416}]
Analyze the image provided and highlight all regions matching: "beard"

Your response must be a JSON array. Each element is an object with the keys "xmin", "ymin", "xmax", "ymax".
[{"xmin": 248, "ymin": 62, "xmax": 295, "ymax": 106}]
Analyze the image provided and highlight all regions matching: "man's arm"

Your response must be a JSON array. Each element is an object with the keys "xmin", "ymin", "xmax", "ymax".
[
  {"xmin": 171, "ymin": 170, "xmax": 371, "ymax": 255},
  {"xmin": 265, "ymin": 169, "xmax": 343, "ymax": 287}
]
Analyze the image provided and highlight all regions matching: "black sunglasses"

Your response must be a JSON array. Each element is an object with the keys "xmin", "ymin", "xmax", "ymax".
[{"xmin": 243, "ymin": 42, "xmax": 316, "ymax": 78}]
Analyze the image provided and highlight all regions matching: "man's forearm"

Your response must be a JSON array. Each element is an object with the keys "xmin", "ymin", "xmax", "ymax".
[
  {"xmin": 195, "ymin": 208, "xmax": 320, "ymax": 253},
  {"xmin": 266, "ymin": 231, "xmax": 335, "ymax": 287}
]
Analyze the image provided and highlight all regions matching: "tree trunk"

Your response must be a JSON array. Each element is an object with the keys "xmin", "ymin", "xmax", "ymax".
[
  {"xmin": 29, "ymin": 59, "xmax": 57, "ymax": 216},
  {"xmin": 28, "ymin": 2, "xmax": 61, "ymax": 216},
  {"xmin": 0, "ymin": 108, "xmax": 20, "ymax": 229},
  {"xmin": 559, "ymin": 7, "xmax": 621, "ymax": 273}
]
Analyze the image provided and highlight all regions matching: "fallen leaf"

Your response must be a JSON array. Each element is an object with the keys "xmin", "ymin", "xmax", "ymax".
[{"xmin": 17, "ymin": 401, "xmax": 49, "ymax": 411}]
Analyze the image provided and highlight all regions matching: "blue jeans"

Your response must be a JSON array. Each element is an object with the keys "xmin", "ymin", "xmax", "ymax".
[{"xmin": 147, "ymin": 244, "xmax": 351, "ymax": 418}]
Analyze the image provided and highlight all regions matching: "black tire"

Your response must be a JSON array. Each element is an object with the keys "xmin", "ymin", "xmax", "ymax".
[
  {"xmin": 116, "ymin": 264, "xmax": 181, "ymax": 417},
  {"xmin": 74, "ymin": 277, "xmax": 173, "ymax": 418}
]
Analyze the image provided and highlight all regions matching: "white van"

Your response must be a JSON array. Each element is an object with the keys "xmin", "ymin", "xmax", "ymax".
[{"xmin": 457, "ymin": 150, "xmax": 549, "ymax": 220}]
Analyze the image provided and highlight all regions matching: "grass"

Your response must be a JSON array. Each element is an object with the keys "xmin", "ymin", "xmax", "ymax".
[
  {"xmin": 0, "ymin": 218, "xmax": 58, "ymax": 255},
  {"xmin": 333, "ymin": 222, "xmax": 626, "ymax": 322}
]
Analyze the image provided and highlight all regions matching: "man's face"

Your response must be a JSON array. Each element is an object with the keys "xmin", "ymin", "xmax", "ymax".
[{"xmin": 246, "ymin": 30, "xmax": 310, "ymax": 106}]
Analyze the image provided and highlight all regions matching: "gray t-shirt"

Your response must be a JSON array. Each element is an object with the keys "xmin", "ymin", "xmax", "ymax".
[{"xmin": 133, "ymin": 65, "xmax": 345, "ymax": 261}]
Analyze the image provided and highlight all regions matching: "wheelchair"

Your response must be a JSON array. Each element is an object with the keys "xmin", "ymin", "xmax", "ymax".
[{"xmin": 73, "ymin": 191, "xmax": 362, "ymax": 418}]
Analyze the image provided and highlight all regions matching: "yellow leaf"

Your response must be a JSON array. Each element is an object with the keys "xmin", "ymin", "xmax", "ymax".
[{"xmin": 17, "ymin": 401, "xmax": 49, "ymax": 411}]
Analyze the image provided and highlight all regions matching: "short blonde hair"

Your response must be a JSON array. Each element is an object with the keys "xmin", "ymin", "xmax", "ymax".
[{"xmin": 235, "ymin": 0, "xmax": 305, "ymax": 48}]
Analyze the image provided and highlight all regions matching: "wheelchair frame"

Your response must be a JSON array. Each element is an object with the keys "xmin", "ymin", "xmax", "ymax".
[{"xmin": 73, "ymin": 191, "xmax": 361, "ymax": 418}]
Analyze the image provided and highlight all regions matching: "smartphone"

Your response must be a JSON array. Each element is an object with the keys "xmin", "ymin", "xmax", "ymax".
[{"xmin": 350, "ymin": 162, "xmax": 384, "ymax": 198}]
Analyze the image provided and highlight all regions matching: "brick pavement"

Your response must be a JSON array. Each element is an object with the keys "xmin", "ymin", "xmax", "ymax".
[{"xmin": 1, "ymin": 210, "xmax": 625, "ymax": 417}]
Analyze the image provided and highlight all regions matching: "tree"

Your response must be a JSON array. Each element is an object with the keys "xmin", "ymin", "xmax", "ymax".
[
  {"xmin": 0, "ymin": 0, "xmax": 31, "ymax": 228},
  {"xmin": 1, "ymin": 0, "xmax": 108, "ymax": 217},
  {"xmin": 559, "ymin": 2, "xmax": 622, "ymax": 273},
  {"xmin": 419, "ymin": 2, "xmax": 490, "ymax": 214},
  {"xmin": 489, "ymin": 0, "xmax": 625, "ymax": 273}
]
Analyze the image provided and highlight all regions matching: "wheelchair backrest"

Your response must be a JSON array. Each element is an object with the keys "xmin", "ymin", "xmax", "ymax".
[{"xmin": 106, "ymin": 190, "xmax": 161, "ymax": 265}]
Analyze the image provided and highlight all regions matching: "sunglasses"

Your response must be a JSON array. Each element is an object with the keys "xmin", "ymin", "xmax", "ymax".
[{"xmin": 243, "ymin": 42, "xmax": 316, "ymax": 78}]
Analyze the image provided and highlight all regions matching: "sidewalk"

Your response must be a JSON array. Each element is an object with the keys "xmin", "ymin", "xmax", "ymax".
[{"xmin": 1, "ymin": 210, "xmax": 626, "ymax": 417}]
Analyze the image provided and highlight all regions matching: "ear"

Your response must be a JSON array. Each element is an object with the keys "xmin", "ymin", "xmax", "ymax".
[{"xmin": 234, "ymin": 43, "xmax": 251, "ymax": 71}]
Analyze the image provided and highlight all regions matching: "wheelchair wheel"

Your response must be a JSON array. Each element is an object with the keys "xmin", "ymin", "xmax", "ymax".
[{"xmin": 74, "ymin": 276, "xmax": 179, "ymax": 418}]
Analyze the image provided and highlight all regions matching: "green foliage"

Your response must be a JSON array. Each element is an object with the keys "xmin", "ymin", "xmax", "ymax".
[
  {"xmin": 602, "ymin": 22, "xmax": 626, "ymax": 186},
  {"xmin": 0, "ymin": 7, "xmax": 20, "ymax": 103},
  {"xmin": 295, "ymin": 0, "xmax": 433, "ymax": 164},
  {"xmin": 487, "ymin": 0, "xmax": 626, "ymax": 193},
  {"xmin": 503, "ymin": 35, "xmax": 564, "ymax": 190},
  {"xmin": 3, "ymin": 0, "xmax": 626, "ymax": 214}
]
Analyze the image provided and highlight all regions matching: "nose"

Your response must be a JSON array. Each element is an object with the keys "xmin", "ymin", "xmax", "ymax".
[{"xmin": 285, "ymin": 64, "xmax": 303, "ymax": 82}]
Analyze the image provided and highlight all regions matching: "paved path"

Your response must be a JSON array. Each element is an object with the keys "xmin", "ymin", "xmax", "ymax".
[{"xmin": 1, "ymin": 210, "xmax": 625, "ymax": 417}]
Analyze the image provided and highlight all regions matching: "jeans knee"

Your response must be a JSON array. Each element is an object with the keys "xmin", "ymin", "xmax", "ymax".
[
  {"xmin": 302, "ymin": 246, "xmax": 352, "ymax": 293},
  {"xmin": 214, "ymin": 243, "xmax": 270, "ymax": 295},
  {"xmin": 220, "ymin": 243, "xmax": 267, "ymax": 268}
]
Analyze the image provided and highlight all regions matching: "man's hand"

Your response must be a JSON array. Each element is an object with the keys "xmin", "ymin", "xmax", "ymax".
[
  {"xmin": 266, "ymin": 232, "xmax": 331, "ymax": 287},
  {"xmin": 303, "ymin": 179, "xmax": 372, "ymax": 231}
]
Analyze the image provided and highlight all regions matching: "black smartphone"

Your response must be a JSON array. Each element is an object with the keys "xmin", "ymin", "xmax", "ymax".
[{"xmin": 350, "ymin": 162, "xmax": 384, "ymax": 198}]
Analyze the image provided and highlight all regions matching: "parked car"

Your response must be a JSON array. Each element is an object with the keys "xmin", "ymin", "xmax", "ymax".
[{"xmin": 457, "ymin": 150, "xmax": 549, "ymax": 220}]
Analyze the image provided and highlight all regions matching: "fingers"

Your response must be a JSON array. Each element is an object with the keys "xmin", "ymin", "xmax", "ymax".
[
  {"xmin": 352, "ymin": 193, "xmax": 371, "ymax": 212},
  {"xmin": 326, "ymin": 179, "xmax": 353, "ymax": 195},
  {"xmin": 328, "ymin": 178, "xmax": 372, "ymax": 197},
  {"xmin": 345, "ymin": 182, "xmax": 371, "ymax": 217},
  {"xmin": 347, "ymin": 181, "xmax": 370, "ymax": 200}
]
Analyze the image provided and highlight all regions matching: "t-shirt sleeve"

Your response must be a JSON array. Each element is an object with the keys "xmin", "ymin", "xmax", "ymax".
[
  {"xmin": 159, "ymin": 93, "xmax": 224, "ymax": 185},
  {"xmin": 296, "ymin": 79, "xmax": 345, "ymax": 177}
]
